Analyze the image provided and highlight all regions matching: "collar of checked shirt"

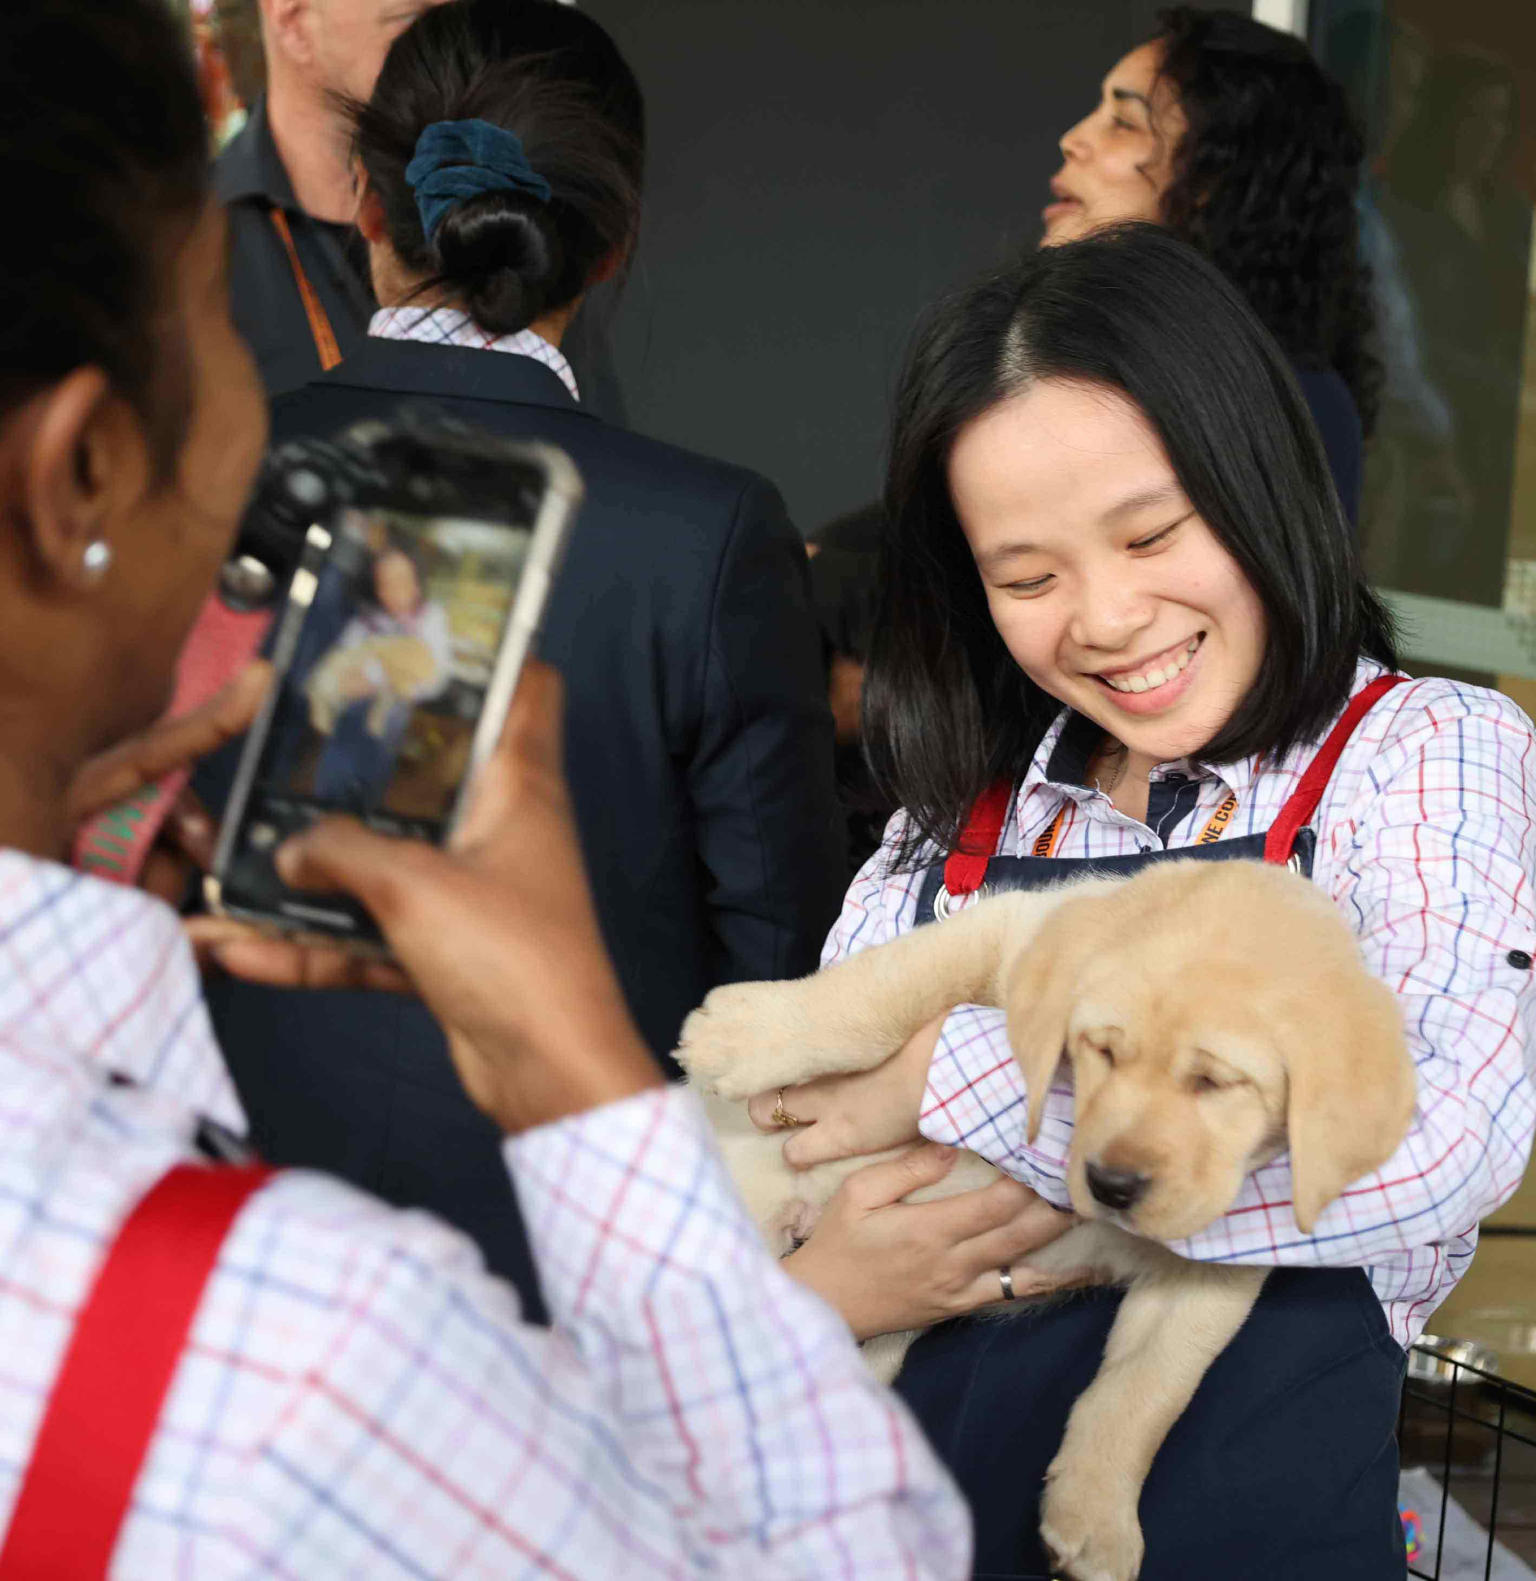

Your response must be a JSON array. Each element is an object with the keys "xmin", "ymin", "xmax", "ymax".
[{"xmin": 369, "ymin": 305, "xmax": 581, "ymax": 401}]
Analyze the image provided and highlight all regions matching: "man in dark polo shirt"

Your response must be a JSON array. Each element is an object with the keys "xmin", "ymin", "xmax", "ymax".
[
  {"xmin": 214, "ymin": 1, "xmax": 443, "ymax": 398},
  {"xmin": 216, "ymin": 0, "xmax": 625, "ymax": 416},
  {"xmin": 216, "ymin": 95, "xmax": 375, "ymax": 397}
]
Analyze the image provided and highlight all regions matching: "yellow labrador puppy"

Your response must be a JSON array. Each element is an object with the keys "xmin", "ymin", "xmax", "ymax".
[
  {"xmin": 678, "ymin": 860, "xmax": 1415, "ymax": 1581},
  {"xmin": 305, "ymin": 633, "xmax": 440, "ymax": 737}
]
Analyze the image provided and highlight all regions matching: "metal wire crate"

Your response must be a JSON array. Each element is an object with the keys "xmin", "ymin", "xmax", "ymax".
[{"xmin": 1401, "ymin": 1338, "xmax": 1536, "ymax": 1578}]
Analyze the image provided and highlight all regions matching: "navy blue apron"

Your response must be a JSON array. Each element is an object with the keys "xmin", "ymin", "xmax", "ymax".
[{"xmin": 896, "ymin": 678, "xmax": 1410, "ymax": 1580}]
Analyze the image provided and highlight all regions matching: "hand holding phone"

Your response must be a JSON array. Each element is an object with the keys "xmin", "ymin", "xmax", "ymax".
[
  {"xmin": 192, "ymin": 661, "xmax": 662, "ymax": 1134},
  {"xmin": 68, "ymin": 663, "xmax": 272, "ymax": 903}
]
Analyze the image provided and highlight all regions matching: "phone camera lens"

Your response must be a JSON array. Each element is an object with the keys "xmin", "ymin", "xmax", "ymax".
[
  {"xmin": 219, "ymin": 554, "xmax": 278, "ymax": 611},
  {"xmin": 286, "ymin": 468, "xmax": 329, "ymax": 509}
]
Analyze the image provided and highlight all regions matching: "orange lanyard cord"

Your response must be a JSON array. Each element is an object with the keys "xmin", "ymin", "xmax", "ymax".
[
  {"xmin": 1032, "ymin": 789, "xmax": 1238, "ymax": 860},
  {"xmin": 269, "ymin": 207, "xmax": 343, "ymax": 372}
]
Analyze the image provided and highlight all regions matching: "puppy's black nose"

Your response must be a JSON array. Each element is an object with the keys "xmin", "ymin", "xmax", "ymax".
[{"xmin": 1085, "ymin": 1163, "xmax": 1149, "ymax": 1212}]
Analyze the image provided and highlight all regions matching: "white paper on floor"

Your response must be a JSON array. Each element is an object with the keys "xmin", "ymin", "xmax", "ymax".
[{"xmin": 1400, "ymin": 1467, "xmax": 1536, "ymax": 1580}]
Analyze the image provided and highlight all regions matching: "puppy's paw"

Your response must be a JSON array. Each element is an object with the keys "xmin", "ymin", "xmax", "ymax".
[
  {"xmin": 676, "ymin": 979, "xmax": 823, "ymax": 1098},
  {"xmin": 1040, "ymin": 1463, "xmax": 1144, "ymax": 1581}
]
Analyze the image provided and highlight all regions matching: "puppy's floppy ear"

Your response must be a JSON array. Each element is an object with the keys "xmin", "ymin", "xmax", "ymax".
[
  {"xmin": 1280, "ymin": 969, "xmax": 1416, "ymax": 1233},
  {"xmin": 1002, "ymin": 892, "xmax": 1109, "ymax": 1141}
]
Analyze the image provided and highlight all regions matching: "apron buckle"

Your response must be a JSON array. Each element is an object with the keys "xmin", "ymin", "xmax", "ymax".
[{"xmin": 933, "ymin": 882, "xmax": 991, "ymax": 922}]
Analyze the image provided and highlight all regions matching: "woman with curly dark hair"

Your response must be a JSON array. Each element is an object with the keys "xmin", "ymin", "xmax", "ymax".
[{"xmin": 1044, "ymin": 6, "xmax": 1377, "ymax": 524}]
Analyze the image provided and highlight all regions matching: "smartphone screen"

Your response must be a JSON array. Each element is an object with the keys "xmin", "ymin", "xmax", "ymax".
[
  {"xmin": 263, "ymin": 506, "xmax": 529, "ymax": 832},
  {"xmin": 216, "ymin": 504, "xmax": 537, "ymax": 940}
]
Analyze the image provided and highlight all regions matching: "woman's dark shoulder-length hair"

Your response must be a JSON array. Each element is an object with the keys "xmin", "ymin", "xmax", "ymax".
[
  {"xmin": 864, "ymin": 223, "xmax": 1397, "ymax": 870},
  {"xmin": 1154, "ymin": 6, "xmax": 1381, "ymax": 435}
]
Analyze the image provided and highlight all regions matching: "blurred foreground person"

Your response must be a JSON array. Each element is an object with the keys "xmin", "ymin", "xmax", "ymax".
[{"xmin": 0, "ymin": 3, "xmax": 966, "ymax": 1575}]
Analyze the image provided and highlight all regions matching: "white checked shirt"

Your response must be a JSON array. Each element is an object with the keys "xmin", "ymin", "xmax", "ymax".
[
  {"xmin": 825, "ymin": 664, "xmax": 1536, "ymax": 1347},
  {"xmin": 370, "ymin": 306, "xmax": 581, "ymax": 399},
  {"xmin": 0, "ymin": 850, "xmax": 968, "ymax": 1578}
]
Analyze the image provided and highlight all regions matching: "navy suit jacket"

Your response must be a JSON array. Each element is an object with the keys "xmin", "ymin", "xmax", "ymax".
[{"xmin": 204, "ymin": 339, "xmax": 845, "ymax": 1316}]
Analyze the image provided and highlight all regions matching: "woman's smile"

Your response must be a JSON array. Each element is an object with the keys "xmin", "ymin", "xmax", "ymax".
[{"xmin": 1088, "ymin": 632, "xmax": 1205, "ymax": 713}]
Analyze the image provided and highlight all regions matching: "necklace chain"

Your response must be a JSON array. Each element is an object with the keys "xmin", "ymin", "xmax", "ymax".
[{"xmin": 1092, "ymin": 740, "xmax": 1129, "ymax": 795}]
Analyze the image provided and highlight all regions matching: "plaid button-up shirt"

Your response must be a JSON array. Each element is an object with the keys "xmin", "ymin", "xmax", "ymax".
[
  {"xmin": 825, "ymin": 664, "xmax": 1536, "ymax": 1347},
  {"xmin": 0, "ymin": 851, "xmax": 967, "ymax": 1578}
]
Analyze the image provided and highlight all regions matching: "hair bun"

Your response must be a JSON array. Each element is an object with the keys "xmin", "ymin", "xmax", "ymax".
[
  {"xmin": 432, "ymin": 194, "xmax": 564, "ymax": 335},
  {"xmin": 351, "ymin": 5, "xmax": 644, "ymax": 339}
]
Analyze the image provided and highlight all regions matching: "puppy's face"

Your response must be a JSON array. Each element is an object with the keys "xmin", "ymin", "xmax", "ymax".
[
  {"xmin": 1059, "ymin": 967, "xmax": 1291, "ymax": 1238},
  {"xmin": 1006, "ymin": 863, "xmax": 1416, "ymax": 1240}
]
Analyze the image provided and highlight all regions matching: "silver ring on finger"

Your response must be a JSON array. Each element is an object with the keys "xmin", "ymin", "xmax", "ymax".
[{"xmin": 998, "ymin": 1266, "xmax": 1017, "ymax": 1302}]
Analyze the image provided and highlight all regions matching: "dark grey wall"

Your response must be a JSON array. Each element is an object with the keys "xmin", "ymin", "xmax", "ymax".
[{"xmin": 584, "ymin": 0, "xmax": 1165, "ymax": 533}]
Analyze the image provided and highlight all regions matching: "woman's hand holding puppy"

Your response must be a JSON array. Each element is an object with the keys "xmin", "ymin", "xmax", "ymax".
[
  {"xmin": 747, "ymin": 1014, "xmax": 946, "ymax": 1165},
  {"xmin": 782, "ymin": 1144, "xmax": 1075, "ymax": 1338},
  {"xmin": 747, "ymin": 1017, "xmax": 1079, "ymax": 1334}
]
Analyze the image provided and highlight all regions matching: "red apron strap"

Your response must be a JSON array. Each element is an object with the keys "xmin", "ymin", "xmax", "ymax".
[
  {"xmin": 0, "ymin": 1162, "xmax": 274, "ymax": 1580},
  {"xmin": 1263, "ymin": 675, "xmax": 1409, "ymax": 866},
  {"xmin": 943, "ymin": 780, "xmax": 1014, "ymax": 898}
]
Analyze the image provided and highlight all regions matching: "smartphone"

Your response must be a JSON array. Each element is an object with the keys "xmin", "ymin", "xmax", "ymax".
[{"xmin": 207, "ymin": 420, "xmax": 580, "ymax": 950}]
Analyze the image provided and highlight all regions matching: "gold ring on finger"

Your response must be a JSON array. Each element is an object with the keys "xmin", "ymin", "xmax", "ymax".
[{"xmin": 770, "ymin": 1088, "xmax": 809, "ymax": 1128}]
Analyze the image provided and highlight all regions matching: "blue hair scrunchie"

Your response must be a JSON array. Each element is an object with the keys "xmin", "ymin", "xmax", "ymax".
[{"xmin": 404, "ymin": 119, "xmax": 553, "ymax": 245}]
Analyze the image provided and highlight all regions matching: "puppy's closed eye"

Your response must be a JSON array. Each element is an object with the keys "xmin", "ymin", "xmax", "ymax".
[
  {"xmin": 1187, "ymin": 1072, "xmax": 1229, "ymax": 1095},
  {"xmin": 1181, "ymin": 1047, "xmax": 1251, "ymax": 1097}
]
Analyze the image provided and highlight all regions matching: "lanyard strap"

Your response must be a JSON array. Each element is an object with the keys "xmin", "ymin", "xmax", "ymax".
[
  {"xmin": 942, "ymin": 673, "xmax": 1410, "ymax": 893},
  {"xmin": 270, "ymin": 207, "xmax": 343, "ymax": 372},
  {"xmin": 0, "ymin": 1162, "xmax": 274, "ymax": 1579},
  {"xmin": 1029, "ymin": 788, "xmax": 1239, "ymax": 862}
]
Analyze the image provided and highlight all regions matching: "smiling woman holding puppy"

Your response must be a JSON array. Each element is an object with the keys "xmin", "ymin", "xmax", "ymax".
[{"xmin": 758, "ymin": 224, "xmax": 1536, "ymax": 1579}]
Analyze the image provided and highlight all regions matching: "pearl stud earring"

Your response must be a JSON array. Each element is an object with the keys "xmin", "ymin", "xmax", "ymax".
[{"xmin": 82, "ymin": 540, "xmax": 113, "ymax": 579}]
